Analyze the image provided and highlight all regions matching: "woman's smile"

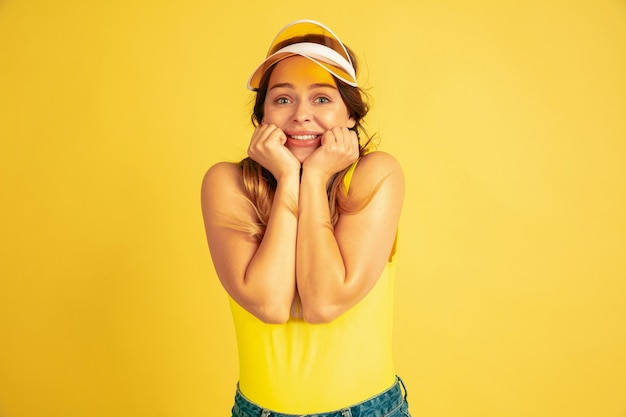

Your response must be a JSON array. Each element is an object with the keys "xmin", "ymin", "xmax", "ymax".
[{"xmin": 285, "ymin": 131, "xmax": 322, "ymax": 148}]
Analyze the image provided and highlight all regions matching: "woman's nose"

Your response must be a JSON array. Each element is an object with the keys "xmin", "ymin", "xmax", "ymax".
[{"xmin": 293, "ymin": 101, "xmax": 311, "ymax": 122}]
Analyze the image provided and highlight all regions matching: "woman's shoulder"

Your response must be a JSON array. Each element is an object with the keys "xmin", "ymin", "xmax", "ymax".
[
  {"xmin": 355, "ymin": 151, "xmax": 403, "ymax": 179},
  {"xmin": 346, "ymin": 151, "xmax": 404, "ymax": 198},
  {"xmin": 204, "ymin": 161, "xmax": 241, "ymax": 179},
  {"xmin": 205, "ymin": 160, "xmax": 241, "ymax": 175},
  {"xmin": 202, "ymin": 161, "xmax": 243, "ymax": 194}
]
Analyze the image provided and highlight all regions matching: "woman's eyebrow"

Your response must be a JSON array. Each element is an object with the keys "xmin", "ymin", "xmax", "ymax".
[
  {"xmin": 310, "ymin": 83, "xmax": 337, "ymax": 90},
  {"xmin": 269, "ymin": 82, "xmax": 294, "ymax": 90}
]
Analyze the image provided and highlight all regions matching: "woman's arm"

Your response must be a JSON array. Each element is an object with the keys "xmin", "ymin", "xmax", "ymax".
[
  {"xmin": 297, "ymin": 150, "xmax": 405, "ymax": 323},
  {"xmin": 201, "ymin": 162, "xmax": 299, "ymax": 324},
  {"xmin": 201, "ymin": 126, "xmax": 301, "ymax": 324}
]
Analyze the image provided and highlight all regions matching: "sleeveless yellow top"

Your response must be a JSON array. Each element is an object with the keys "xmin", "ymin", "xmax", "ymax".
[{"xmin": 229, "ymin": 161, "xmax": 397, "ymax": 413}]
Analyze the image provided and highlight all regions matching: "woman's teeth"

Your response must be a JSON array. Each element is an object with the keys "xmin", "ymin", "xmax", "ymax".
[{"xmin": 290, "ymin": 134, "xmax": 317, "ymax": 140}]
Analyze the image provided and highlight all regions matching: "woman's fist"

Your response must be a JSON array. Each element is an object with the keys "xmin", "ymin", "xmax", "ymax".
[
  {"xmin": 302, "ymin": 127, "xmax": 359, "ymax": 180},
  {"xmin": 247, "ymin": 124, "xmax": 300, "ymax": 180}
]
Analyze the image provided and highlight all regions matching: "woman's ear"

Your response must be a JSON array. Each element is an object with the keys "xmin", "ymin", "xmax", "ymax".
[{"xmin": 348, "ymin": 117, "xmax": 356, "ymax": 129}]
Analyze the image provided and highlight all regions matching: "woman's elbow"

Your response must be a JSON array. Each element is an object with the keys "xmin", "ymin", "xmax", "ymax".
[
  {"xmin": 302, "ymin": 304, "xmax": 343, "ymax": 324},
  {"xmin": 254, "ymin": 304, "xmax": 292, "ymax": 324}
]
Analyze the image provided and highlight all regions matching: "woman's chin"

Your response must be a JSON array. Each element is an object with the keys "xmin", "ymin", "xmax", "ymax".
[{"xmin": 287, "ymin": 145, "xmax": 317, "ymax": 164}]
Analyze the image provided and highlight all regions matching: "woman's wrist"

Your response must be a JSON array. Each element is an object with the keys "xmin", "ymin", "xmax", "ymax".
[
  {"xmin": 300, "ymin": 167, "xmax": 333, "ymax": 189},
  {"xmin": 275, "ymin": 169, "xmax": 301, "ymax": 185}
]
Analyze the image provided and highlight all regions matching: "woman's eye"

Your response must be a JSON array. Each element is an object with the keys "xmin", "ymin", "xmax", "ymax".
[
  {"xmin": 315, "ymin": 97, "xmax": 330, "ymax": 103},
  {"xmin": 276, "ymin": 97, "xmax": 290, "ymax": 104}
]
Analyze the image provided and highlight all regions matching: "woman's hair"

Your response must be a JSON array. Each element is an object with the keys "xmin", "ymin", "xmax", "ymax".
[{"xmin": 239, "ymin": 34, "xmax": 375, "ymax": 241}]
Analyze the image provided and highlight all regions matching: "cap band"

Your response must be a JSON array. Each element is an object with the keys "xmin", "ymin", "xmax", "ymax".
[
  {"xmin": 247, "ymin": 19, "xmax": 358, "ymax": 91},
  {"xmin": 279, "ymin": 42, "xmax": 356, "ymax": 83}
]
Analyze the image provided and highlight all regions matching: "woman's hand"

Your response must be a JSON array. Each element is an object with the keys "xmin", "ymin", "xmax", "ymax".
[
  {"xmin": 248, "ymin": 124, "xmax": 301, "ymax": 180},
  {"xmin": 302, "ymin": 126, "xmax": 360, "ymax": 181}
]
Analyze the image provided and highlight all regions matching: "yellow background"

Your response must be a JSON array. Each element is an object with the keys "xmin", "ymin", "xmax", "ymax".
[{"xmin": 1, "ymin": 1, "xmax": 625, "ymax": 416}]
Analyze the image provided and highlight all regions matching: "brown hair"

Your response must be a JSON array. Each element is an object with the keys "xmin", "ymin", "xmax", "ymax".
[{"xmin": 239, "ymin": 35, "xmax": 375, "ymax": 241}]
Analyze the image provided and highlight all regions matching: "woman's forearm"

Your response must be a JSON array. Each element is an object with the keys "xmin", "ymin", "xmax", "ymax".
[
  {"xmin": 244, "ymin": 174, "xmax": 300, "ymax": 322},
  {"xmin": 296, "ymin": 171, "xmax": 347, "ymax": 323}
]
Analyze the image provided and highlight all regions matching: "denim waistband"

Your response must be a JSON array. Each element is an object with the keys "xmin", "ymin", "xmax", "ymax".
[{"xmin": 232, "ymin": 376, "xmax": 408, "ymax": 417}]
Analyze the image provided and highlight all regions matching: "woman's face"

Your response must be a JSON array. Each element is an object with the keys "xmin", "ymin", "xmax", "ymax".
[{"xmin": 263, "ymin": 56, "xmax": 356, "ymax": 163}]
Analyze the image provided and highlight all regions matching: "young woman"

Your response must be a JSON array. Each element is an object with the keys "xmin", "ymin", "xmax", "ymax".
[{"xmin": 201, "ymin": 19, "xmax": 409, "ymax": 417}]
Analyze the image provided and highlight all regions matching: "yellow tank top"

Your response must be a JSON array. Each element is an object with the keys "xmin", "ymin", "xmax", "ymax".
[{"xmin": 229, "ymin": 161, "xmax": 397, "ymax": 413}]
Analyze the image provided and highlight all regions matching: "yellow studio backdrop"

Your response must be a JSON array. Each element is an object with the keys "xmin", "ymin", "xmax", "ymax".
[{"xmin": 0, "ymin": 0, "xmax": 625, "ymax": 416}]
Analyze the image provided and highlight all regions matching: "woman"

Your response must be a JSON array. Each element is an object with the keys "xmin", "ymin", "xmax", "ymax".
[{"xmin": 201, "ymin": 19, "xmax": 409, "ymax": 417}]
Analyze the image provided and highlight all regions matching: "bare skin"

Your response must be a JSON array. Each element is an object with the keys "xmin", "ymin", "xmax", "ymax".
[{"xmin": 201, "ymin": 57, "xmax": 405, "ymax": 324}]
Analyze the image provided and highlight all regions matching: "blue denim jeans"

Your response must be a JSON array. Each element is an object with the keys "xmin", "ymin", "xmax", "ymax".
[{"xmin": 231, "ymin": 376, "xmax": 411, "ymax": 417}]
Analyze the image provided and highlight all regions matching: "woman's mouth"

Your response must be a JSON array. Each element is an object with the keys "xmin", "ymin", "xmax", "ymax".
[{"xmin": 286, "ymin": 133, "xmax": 322, "ymax": 147}]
